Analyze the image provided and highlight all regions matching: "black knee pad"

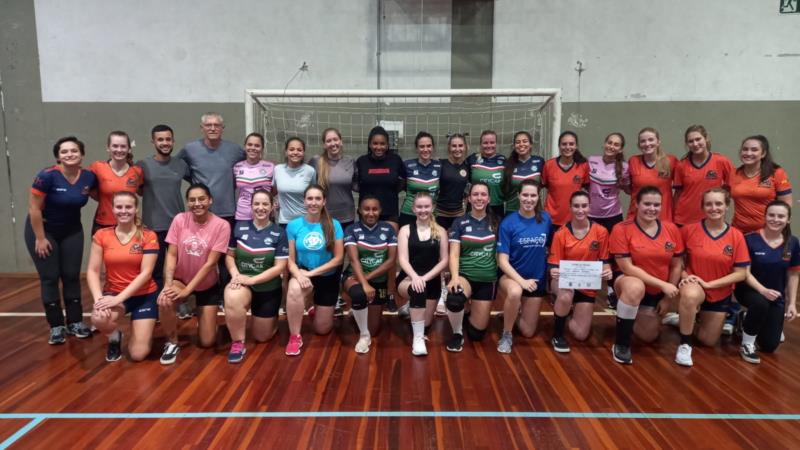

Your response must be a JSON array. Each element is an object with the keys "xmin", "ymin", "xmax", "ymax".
[
  {"xmin": 348, "ymin": 284, "xmax": 368, "ymax": 310},
  {"xmin": 445, "ymin": 291, "xmax": 467, "ymax": 312},
  {"xmin": 465, "ymin": 320, "xmax": 487, "ymax": 341},
  {"xmin": 407, "ymin": 286, "xmax": 428, "ymax": 309}
]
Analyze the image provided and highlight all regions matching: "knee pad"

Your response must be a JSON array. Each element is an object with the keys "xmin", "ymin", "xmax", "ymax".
[
  {"xmin": 407, "ymin": 286, "xmax": 428, "ymax": 309},
  {"xmin": 465, "ymin": 320, "xmax": 487, "ymax": 341},
  {"xmin": 445, "ymin": 291, "xmax": 467, "ymax": 312},
  {"xmin": 348, "ymin": 284, "xmax": 368, "ymax": 310}
]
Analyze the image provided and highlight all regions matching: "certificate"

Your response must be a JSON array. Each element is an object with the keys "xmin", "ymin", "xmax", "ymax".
[{"xmin": 558, "ymin": 260, "xmax": 603, "ymax": 290}]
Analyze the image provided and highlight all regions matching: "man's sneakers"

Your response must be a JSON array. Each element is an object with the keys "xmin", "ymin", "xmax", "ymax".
[
  {"xmin": 160, "ymin": 342, "xmax": 180, "ymax": 365},
  {"xmin": 66, "ymin": 322, "xmax": 92, "ymax": 339}
]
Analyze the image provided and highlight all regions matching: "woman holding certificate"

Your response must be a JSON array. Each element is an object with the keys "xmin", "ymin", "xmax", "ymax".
[{"xmin": 548, "ymin": 191, "xmax": 612, "ymax": 353}]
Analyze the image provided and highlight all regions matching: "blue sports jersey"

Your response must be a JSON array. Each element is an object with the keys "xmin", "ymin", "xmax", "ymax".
[
  {"xmin": 229, "ymin": 221, "xmax": 289, "ymax": 292},
  {"xmin": 31, "ymin": 166, "xmax": 97, "ymax": 229},
  {"xmin": 745, "ymin": 232, "xmax": 800, "ymax": 305},
  {"xmin": 344, "ymin": 220, "xmax": 397, "ymax": 283},
  {"xmin": 497, "ymin": 211, "xmax": 552, "ymax": 281},
  {"xmin": 287, "ymin": 216, "xmax": 344, "ymax": 276}
]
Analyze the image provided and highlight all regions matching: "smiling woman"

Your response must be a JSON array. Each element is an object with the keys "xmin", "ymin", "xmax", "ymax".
[
  {"xmin": 273, "ymin": 137, "xmax": 317, "ymax": 225},
  {"xmin": 89, "ymin": 131, "xmax": 144, "ymax": 234}
]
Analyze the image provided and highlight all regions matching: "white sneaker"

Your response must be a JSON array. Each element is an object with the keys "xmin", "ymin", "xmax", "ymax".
[
  {"xmin": 435, "ymin": 296, "xmax": 447, "ymax": 317},
  {"xmin": 398, "ymin": 303, "xmax": 410, "ymax": 320},
  {"xmin": 412, "ymin": 336, "xmax": 428, "ymax": 356},
  {"xmin": 675, "ymin": 343, "xmax": 693, "ymax": 367},
  {"xmin": 661, "ymin": 312, "xmax": 679, "ymax": 327},
  {"xmin": 355, "ymin": 335, "xmax": 371, "ymax": 354},
  {"xmin": 721, "ymin": 323, "xmax": 734, "ymax": 336}
]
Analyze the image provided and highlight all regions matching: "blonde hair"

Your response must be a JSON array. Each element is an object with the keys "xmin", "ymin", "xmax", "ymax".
[
  {"xmin": 112, "ymin": 191, "xmax": 144, "ymax": 241},
  {"xmin": 317, "ymin": 128, "xmax": 342, "ymax": 190},
  {"xmin": 638, "ymin": 127, "xmax": 671, "ymax": 178},
  {"xmin": 413, "ymin": 192, "xmax": 444, "ymax": 240}
]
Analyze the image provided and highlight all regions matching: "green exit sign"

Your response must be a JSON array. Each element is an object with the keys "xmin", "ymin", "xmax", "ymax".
[{"xmin": 781, "ymin": 0, "xmax": 800, "ymax": 13}]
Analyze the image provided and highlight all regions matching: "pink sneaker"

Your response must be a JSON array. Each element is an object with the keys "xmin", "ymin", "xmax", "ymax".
[{"xmin": 285, "ymin": 334, "xmax": 303, "ymax": 356}]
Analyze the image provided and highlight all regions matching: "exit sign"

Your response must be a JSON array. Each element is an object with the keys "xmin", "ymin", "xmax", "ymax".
[{"xmin": 781, "ymin": 0, "xmax": 800, "ymax": 13}]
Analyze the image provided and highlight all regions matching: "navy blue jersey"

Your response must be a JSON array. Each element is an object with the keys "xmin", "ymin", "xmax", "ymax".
[
  {"xmin": 497, "ymin": 211, "xmax": 552, "ymax": 281},
  {"xmin": 400, "ymin": 159, "xmax": 442, "ymax": 215},
  {"xmin": 31, "ymin": 166, "xmax": 97, "ymax": 229},
  {"xmin": 448, "ymin": 214, "xmax": 497, "ymax": 282},
  {"xmin": 344, "ymin": 220, "xmax": 397, "ymax": 282},
  {"xmin": 229, "ymin": 221, "xmax": 289, "ymax": 292},
  {"xmin": 437, "ymin": 158, "xmax": 470, "ymax": 213},
  {"xmin": 745, "ymin": 232, "xmax": 800, "ymax": 305}
]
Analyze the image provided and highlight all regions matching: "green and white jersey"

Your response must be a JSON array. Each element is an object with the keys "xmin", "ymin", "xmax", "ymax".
[
  {"xmin": 448, "ymin": 214, "xmax": 497, "ymax": 282},
  {"xmin": 467, "ymin": 153, "xmax": 506, "ymax": 206},
  {"xmin": 229, "ymin": 221, "xmax": 288, "ymax": 292},
  {"xmin": 400, "ymin": 159, "xmax": 442, "ymax": 215},
  {"xmin": 344, "ymin": 220, "xmax": 398, "ymax": 283}
]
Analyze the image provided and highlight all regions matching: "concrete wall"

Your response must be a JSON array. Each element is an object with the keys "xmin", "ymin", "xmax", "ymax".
[{"xmin": 2, "ymin": 0, "xmax": 799, "ymax": 272}]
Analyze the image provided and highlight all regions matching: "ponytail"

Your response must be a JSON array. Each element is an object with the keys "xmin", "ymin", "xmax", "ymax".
[
  {"xmin": 413, "ymin": 192, "xmax": 444, "ymax": 240},
  {"xmin": 112, "ymin": 191, "xmax": 144, "ymax": 241},
  {"xmin": 318, "ymin": 128, "xmax": 342, "ymax": 190},
  {"xmin": 305, "ymin": 184, "xmax": 335, "ymax": 253},
  {"xmin": 605, "ymin": 132, "xmax": 626, "ymax": 188},
  {"xmin": 638, "ymin": 127, "xmax": 671, "ymax": 178}
]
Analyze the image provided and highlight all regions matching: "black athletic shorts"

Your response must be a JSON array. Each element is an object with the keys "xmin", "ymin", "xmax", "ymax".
[
  {"xmin": 701, "ymin": 295, "xmax": 732, "ymax": 313},
  {"xmin": 461, "ymin": 276, "xmax": 496, "ymax": 301},
  {"xmin": 251, "ymin": 287, "xmax": 282, "ymax": 318},
  {"xmin": 573, "ymin": 290, "xmax": 595, "ymax": 304},
  {"xmin": 397, "ymin": 272, "xmax": 441, "ymax": 300},
  {"xmin": 309, "ymin": 269, "xmax": 343, "ymax": 307},
  {"xmin": 192, "ymin": 283, "xmax": 223, "ymax": 307}
]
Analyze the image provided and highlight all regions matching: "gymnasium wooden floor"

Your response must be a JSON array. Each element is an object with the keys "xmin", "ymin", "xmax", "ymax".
[{"xmin": 0, "ymin": 276, "xmax": 799, "ymax": 449}]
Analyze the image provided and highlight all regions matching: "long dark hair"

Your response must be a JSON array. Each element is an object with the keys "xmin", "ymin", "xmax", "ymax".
[
  {"xmin": 502, "ymin": 131, "xmax": 532, "ymax": 198},
  {"xmin": 683, "ymin": 124, "xmax": 710, "ymax": 159},
  {"xmin": 604, "ymin": 132, "xmax": 626, "ymax": 188},
  {"xmin": 304, "ymin": 184, "xmax": 335, "ymax": 253},
  {"xmin": 737, "ymin": 135, "xmax": 779, "ymax": 184},
  {"xmin": 367, "ymin": 126, "xmax": 390, "ymax": 156},
  {"xmin": 519, "ymin": 179, "xmax": 544, "ymax": 223},
  {"xmin": 558, "ymin": 131, "xmax": 586, "ymax": 164},
  {"xmin": 766, "ymin": 200, "xmax": 793, "ymax": 259}
]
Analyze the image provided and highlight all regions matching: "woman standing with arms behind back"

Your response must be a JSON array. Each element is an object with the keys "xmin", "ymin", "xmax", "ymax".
[
  {"xmin": 26, "ymin": 136, "xmax": 97, "ymax": 344},
  {"xmin": 541, "ymin": 131, "xmax": 589, "ymax": 228},
  {"xmin": 627, "ymin": 127, "xmax": 677, "ymax": 222},
  {"xmin": 310, "ymin": 128, "xmax": 356, "ymax": 230}
]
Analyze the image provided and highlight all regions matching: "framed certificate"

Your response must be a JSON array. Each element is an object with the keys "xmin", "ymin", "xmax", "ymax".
[{"xmin": 558, "ymin": 260, "xmax": 603, "ymax": 290}]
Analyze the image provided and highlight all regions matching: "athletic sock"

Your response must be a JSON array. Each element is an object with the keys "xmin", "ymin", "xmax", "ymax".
[
  {"xmin": 553, "ymin": 313, "xmax": 567, "ymax": 338},
  {"xmin": 411, "ymin": 320, "xmax": 425, "ymax": 339},
  {"xmin": 352, "ymin": 308, "xmax": 370, "ymax": 337},
  {"xmin": 742, "ymin": 332, "xmax": 757, "ymax": 347},
  {"xmin": 447, "ymin": 310, "xmax": 464, "ymax": 335},
  {"xmin": 679, "ymin": 333, "xmax": 692, "ymax": 346},
  {"xmin": 108, "ymin": 329, "xmax": 121, "ymax": 343},
  {"xmin": 615, "ymin": 301, "xmax": 639, "ymax": 346}
]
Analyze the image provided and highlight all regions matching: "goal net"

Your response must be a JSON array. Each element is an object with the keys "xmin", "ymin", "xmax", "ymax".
[{"xmin": 245, "ymin": 89, "xmax": 561, "ymax": 162}]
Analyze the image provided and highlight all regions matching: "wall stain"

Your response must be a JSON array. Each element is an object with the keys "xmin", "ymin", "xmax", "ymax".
[{"xmin": 777, "ymin": 53, "xmax": 800, "ymax": 57}]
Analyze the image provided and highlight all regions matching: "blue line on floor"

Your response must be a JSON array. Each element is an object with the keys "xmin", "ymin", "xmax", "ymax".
[
  {"xmin": 0, "ymin": 417, "xmax": 44, "ymax": 449},
  {"xmin": 0, "ymin": 412, "xmax": 798, "ymax": 421}
]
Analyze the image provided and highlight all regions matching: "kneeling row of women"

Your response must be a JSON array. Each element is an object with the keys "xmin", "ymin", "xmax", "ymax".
[{"xmin": 89, "ymin": 180, "xmax": 799, "ymax": 368}]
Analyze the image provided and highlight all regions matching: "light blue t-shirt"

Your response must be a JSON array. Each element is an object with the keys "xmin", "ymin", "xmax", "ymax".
[
  {"xmin": 287, "ymin": 216, "xmax": 344, "ymax": 275},
  {"xmin": 497, "ymin": 211, "xmax": 552, "ymax": 281},
  {"xmin": 274, "ymin": 163, "xmax": 317, "ymax": 224}
]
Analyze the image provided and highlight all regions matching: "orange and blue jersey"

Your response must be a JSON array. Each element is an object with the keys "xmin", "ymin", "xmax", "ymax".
[
  {"xmin": 93, "ymin": 227, "xmax": 159, "ymax": 296},
  {"xmin": 730, "ymin": 167, "xmax": 792, "ymax": 233},
  {"xmin": 89, "ymin": 161, "xmax": 144, "ymax": 226},
  {"xmin": 31, "ymin": 165, "xmax": 97, "ymax": 230},
  {"xmin": 609, "ymin": 219, "xmax": 684, "ymax": 295},
  {"xmin": 672, "ymin": 153, "xmax": 733, "ymax": 225},
  {"xmin": 745, "ymin": 232, "xmax": 800, "ymax": 306},
  {"xmin": 547, "ymin": 222, "xmax": 610, "ymax": 297},
  {"xmin": 681, "ymin": 221, "xmax": 750, "ymax": 302},
  {"xmin": 626, "ymin": 154, "xmax": 678, "ymax": 221},
  {"xmin": 541, "ymin": 158, "xmax": 589, "ymax": 226}
]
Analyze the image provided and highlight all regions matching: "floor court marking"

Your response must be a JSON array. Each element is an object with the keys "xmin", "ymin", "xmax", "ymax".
[{"xmin": 0, "ymin": 417, "xmax": 43, "ymax": 450}]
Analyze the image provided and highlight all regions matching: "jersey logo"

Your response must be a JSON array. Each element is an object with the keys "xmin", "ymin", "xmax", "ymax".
[
  {"xmin": 432, "ymin": 170, "xmax": 438, "ymax": 176},
  {"xmin": 183, "ymin": 236, "xmax": 208, "ymax": 257},
  {"xmin": 758, "ymin": 179, "xmax": 773, "ymax": 188},
  {"xmin": 572, "ymin": 175, "xmax": 583, "ymax": 184},
  {"xmin": 303, "ymin": 231, "xmax": 325, "ymax": 251},
  {"xmin": 589, "ymin": 240, "xmax": 600, "ymax": 251},
  {"xmin": 665, "ymin": 241, "xmax": 675, "ymax": 252},
  {"xmin": 56, "ymin": 187, "xmax": 68, "ymax": 192},
  {"xmin": 705, "ymin": 170, "xmax": 719, "ymax": 180},
  {"xmin": 259, "ymin": 169, "xmax": 267, "ymax": 175},
  {"xmin": 81, "ymin": 186, "xmax": 91, "ymax": 195},
  {"xmin": 492, "ymin": 172, "xmax": 502, "ymax": 180},
  {"xmin": 380, "ymin": 233, "xmax": 387, "ymax": 240},
  {"xmin": 368, "ymin": 168, "xmax": 390, "ymax": 175},
  {"xmin": 459, "ymin": 169, "xmax": 467, "ymax": 177},
  {"xmin": 270, "ymin": 231, "xmax": 281, "ymax": 237},
  {"xmin": 413, "ymin": 170, "xmax": 419, "ymax": 175},
  {"xmin": 129, "ymin": 243, "xmax": 143, "ymax": 254},
  {"xmin": 465, "ymin": 226, "xmax": 472, "ymax": 232},
  {"xmin": 239, "ymin": 227, "xmax": 249, "ymax": 230},
  {"xmin": 358, "ymin": 234, "xmax": 365, "ymax": 240},
  {"xmin": 126, "ymin": 177, "xmax": 138, "ymax": 187},
  {"xmin": 263, "ymin": 237, "xmax": 272, "ymax": 245},
  {"xmin": 242, "ymin": 234, "xmax": 249, "ymax": 240},
  {"xmin": 723, "ymin": 245, "xmax": 733, "ymax": 256}
]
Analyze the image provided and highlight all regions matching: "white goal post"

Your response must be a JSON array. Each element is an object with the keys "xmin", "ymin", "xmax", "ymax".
[{"xmin": 244, "ymin": 89, "xmax": 561, "ymax": 162}]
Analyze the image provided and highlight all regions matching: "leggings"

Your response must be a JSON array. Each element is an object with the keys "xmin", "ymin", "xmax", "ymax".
[
  {"xmin": 735, "ymin": 284, "xmax": 784, "ymax": 353},
  {"xmin": 24, "ymin": 218, "xmax": 85, "ymax": 328},
  {"xmin": 153, "ymin": 230, "xmax": 169, "ymax": 291}
]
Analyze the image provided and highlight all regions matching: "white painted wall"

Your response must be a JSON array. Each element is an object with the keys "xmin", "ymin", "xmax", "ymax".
[
  {"xmin": 34, "ymin": 0, "xmax": 451, "ymax": 102},
  {"xmin": 493, "ymin": 0, "xmax": 800, "ymax": 101}
]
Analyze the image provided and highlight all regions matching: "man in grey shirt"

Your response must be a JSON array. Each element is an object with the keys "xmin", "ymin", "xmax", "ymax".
[
  {"xmin": 137, "ymin": 124, "xmax": 190, "ymax": 290},
  {"xmin": 177, "ymin": 112, "xmax": 245, "ymax": 221}
]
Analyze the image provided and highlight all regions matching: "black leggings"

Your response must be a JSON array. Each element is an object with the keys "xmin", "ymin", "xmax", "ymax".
[
  {"xmin": 735, "ymin": 284, "xmax": 784, "ymax": 353},
  {"xmin": 24, "ymin": 218, "xmax": 85, "ymax": 328}
]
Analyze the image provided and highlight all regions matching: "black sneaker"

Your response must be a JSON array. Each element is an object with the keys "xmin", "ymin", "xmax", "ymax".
[
  {"xmin": 106, "ymin": 333, "xmax": 123, "ymax": 362},
  {"xmin": 740, "ymin": 343, "xmax": 760, "ymax": 364},
  {"xmin": 66, "ymin": 322, "xmax": 92, "ymax": 339},
  {"xmin": 612, "ymin": 344, "xmax": 632, "ymax": 365},
  {"xmin": 160, "ymin": 342, "xmax": 180, "ymax": 365},
  {"xmin": 446, "ymin": 333, "xmax": 464, "ymax": 352},
  {"xmin": 49, "ymin": 326, "xmax": 67, "ymax": 345},
  {"xmin": 386, "ymin": 294, "xmax": 398, "ymax": 313},
  {"xmin": 607, "ymin": 292, "xmax": 619, "ymax": 310},
  {"xmin": 552, "ymin": 336, "xmax": 570, "ymax": 353}
]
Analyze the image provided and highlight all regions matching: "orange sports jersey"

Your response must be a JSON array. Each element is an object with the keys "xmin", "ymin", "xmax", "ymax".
[
  {"xmin": 90, "ymin": 161, "xmax": 144, "ymax": 226},
  {"xmin": 547, "ymin": 222, "xmax": 610, "ymax": 297},
  {"xmin": 542, "ymin": 158, "xmax": 589, "ymax": 226},
  {"xmin": 93, "ymin": 227, "xmax": 159, "ymax": 296},
  {"xmin": 609, "ymin": 219, "xmax": 684, "ymax": 295},
  {"xmin": 681, "ymin": 221, "xmax": 750, "ymax": 302},
  {"xmin": 626, "ymin": 154, "xmax": 678, "ymax": 221},
  {"xmin": 672, "ymin": 153, "xmax": 733, "ymax": 225},
  {"xmin": 730, "ymin": 167, "xmax": 792, "ymax": 233}
]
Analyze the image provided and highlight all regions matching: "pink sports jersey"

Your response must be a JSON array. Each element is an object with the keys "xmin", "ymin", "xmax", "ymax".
[
  {"xmin": 234, "ymin": 160, "xmax": 275, "ymax": 220},
  {"xmin": 587, "ymin": 155, "xmax": 629, "ymax": 218}
]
